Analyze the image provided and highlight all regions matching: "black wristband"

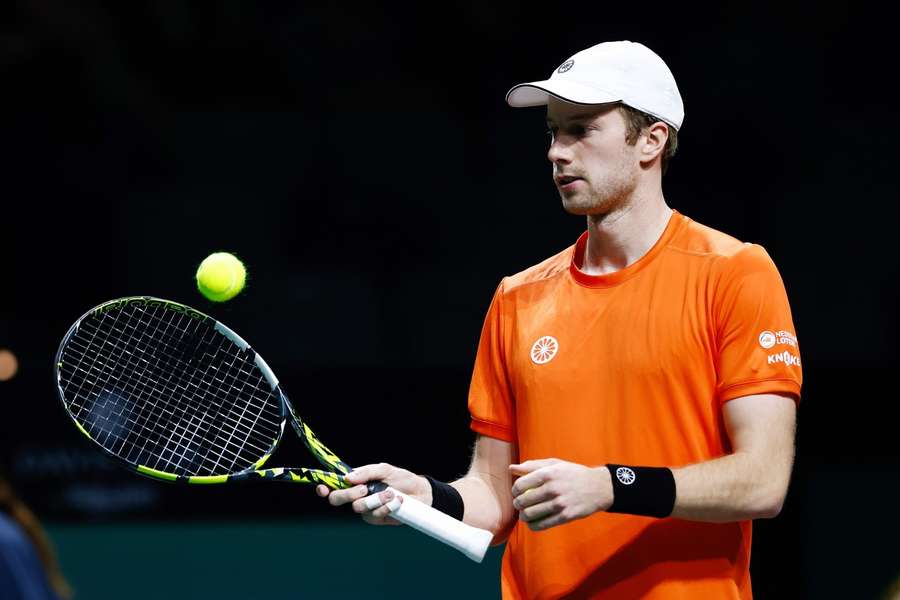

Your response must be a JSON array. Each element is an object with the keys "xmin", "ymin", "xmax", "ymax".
[
  {"xmin": 423, "ymin": 475, "xmax": 465, "ymax": 521},
  {"xmin": 606, "ymin": 464, "xmax": 676, "ymax": 518}
]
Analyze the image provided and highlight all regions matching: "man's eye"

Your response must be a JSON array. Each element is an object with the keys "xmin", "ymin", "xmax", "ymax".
[{"xmin": 545, "ymin": 126, "xmax": 586, "ymax": 138}]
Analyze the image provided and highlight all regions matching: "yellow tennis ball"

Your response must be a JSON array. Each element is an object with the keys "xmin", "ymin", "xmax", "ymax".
[{"xmin": 195, "ymin": 252, "xmax": 246, "ymax": 302}]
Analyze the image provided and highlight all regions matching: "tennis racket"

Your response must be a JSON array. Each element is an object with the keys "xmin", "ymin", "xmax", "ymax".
[{"xmin": 54, "ymin": 296, "xmax": 492, "ymax": 562}]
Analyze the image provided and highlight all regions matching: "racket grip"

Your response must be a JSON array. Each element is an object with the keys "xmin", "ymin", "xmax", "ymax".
[{"xmin": 365, "ymin": 483, "xmax": 493, "ymax": 563}]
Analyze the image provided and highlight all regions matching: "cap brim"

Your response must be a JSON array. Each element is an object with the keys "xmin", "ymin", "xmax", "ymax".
[{"xmin": 506, "ymin": 79, "xmax": 621, "ymax": 107}]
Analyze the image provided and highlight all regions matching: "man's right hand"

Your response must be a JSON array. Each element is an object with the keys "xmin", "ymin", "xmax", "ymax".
[{"xmin": 316, "ymin": 462, "xmax": 432, "ymax": 525}]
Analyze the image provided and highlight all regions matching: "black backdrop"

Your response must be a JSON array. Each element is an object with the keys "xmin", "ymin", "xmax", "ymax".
[{"xmin": 2, "ymin": 2, "xmax": 898, "ymax": 598}]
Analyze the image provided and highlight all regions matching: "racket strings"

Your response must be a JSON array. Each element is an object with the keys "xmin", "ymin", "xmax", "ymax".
[
  {"xmin": 59, "ymin": 302, "xmax": 282, "ymax": 476},
  {"xmin": 66, "ymin": 308, "xmax": 230, "ymax": 468},
  {"xmin": 77, "ymin": 306, "xmax": 221, "ymax": 470},
  {"xmin": 65, "ymin": 308, "xmax": 245, "ymax": 473},
  {"xmin": 125, "ymin": 306, "xmax": 278, "ymax": 473},
  {"xmin": 66, "ymin": 306, "xmax": 276, "ymax": 474},
  {"xmin": 119, "ymin": 310, "xmax": 244, "ymax": 474},
  {"xmin": 63, "ymin": 330, "xmax": 280, "ymax": 456}
]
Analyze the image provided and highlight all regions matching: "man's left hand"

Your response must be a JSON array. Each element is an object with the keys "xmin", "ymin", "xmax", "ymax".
[{"xmin": 509, "ymin": 459, "xmax": 613, "ymax": 531}]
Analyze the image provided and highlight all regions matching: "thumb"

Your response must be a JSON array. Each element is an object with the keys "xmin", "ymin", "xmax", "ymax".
[{"xmin": 345, "ymin": 463, "xmax": 391, "ymax": 485}]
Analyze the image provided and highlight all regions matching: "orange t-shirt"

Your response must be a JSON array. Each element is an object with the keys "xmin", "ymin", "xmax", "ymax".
[{"xmin": 468, "ymin": 211, "xmax": 802, "ymax": 600}]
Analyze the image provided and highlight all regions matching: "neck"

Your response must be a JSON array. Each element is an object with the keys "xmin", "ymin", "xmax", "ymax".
[{"xmin": 581, "ymin": 189, "xmax": 672, "ymax": 276}]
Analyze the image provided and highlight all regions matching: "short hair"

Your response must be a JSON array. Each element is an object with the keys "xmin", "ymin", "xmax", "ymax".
[{"xmin": 617, "ymin": 104, "xmax": 679, "ymax": 175}]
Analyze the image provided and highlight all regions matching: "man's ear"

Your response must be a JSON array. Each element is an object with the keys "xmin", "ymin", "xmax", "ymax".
[{"xmin": 641, "ymin": 121, "xmax": 669, "ymax": 165}]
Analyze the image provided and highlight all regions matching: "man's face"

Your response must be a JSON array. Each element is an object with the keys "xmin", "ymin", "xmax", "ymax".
[{"xmin": 545, "ymin": 99, "xmax": 642, "ymax": 216}]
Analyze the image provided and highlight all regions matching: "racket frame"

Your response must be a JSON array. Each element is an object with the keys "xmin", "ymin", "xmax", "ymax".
[{"xmin": 54, "ymin": 296, "xmax": 344, "ymax": 488}]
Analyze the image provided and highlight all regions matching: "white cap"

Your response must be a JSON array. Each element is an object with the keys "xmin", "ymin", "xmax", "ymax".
[{"xmin": 506, "ymin": 41, "xmax": 684, "ymax": 130}]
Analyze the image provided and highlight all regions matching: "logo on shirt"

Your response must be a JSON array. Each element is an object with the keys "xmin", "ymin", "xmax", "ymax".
[
  {"xmin": 616, "ymin": 467, "xmax": 636, "ymax": 485},
  {"xmin": 774, "ymin": 330, "xmax": 798, "ymax": 347},
  {"xmin": 530, "ymin": 336, "xmax": 559, "ymax": 365},
  {"xmin": 768, "ymin": 350, "xmax": 801, "ymax": 367},
  {"xmin": 759, "ymin": 330, "xmax": 798, "ymax": 349},
  {"xmin": 759, "ymin": 331, "xmax": 776, "ymax": 349}
]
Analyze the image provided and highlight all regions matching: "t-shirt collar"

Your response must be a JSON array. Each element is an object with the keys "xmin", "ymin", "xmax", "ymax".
[{"xmin": 569, "ymin": 210, "xmax": 684, "ymax": 288}]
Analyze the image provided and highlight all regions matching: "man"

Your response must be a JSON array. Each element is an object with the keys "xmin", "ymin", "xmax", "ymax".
[{"xmin": 318, "ymin": 40, "xmax": 801, "ymax": 599}]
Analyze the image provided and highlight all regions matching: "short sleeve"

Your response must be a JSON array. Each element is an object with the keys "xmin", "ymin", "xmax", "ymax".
[
  {"xmin": 467, "ymin": 280, "xmax": 517, "ymax": 442},
  {"xmin": 713, "ymin": 244, "xmax": 802, "ymax": 404}
]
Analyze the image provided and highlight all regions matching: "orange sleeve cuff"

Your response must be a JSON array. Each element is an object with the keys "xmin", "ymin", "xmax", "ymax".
[
  {"xmin": 470, "ymin": 418, "xmax": 516, "ymax": 442},
  {"xmin": 719, "ymin": 379, "xmax": 802, "ymax": 405}
]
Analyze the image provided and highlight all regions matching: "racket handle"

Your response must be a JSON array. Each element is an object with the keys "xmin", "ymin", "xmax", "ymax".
[{"xmin": 364, "ymin": 483, "xmax": 493, "ymax": 563}]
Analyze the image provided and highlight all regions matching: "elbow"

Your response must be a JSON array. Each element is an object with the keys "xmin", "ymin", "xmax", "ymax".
[
  {"xmin": 755, "ymin": 498, "xmax": 784, "ymax": 520},
  {"xmin": 464, "ymin": 496, "xmax": 516, "ymax": 543},
  {"xmin": 489, "ymin": 522, "xmax": 514, "ymax": 546},
  {"xmin": 488, "ymin": 509, "xmax": 518, "ymax": 545},
  {"xmin": 752, "ymin": 487, "xmax": 788, "ymax": 520},
  {"xmin": 749, "ymin": 458, "xmax": 792, "ymax": 520}
]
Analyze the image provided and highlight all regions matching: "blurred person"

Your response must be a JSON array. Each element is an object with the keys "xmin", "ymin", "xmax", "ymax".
[
  {"xmin": 319, "ymin": 40, "xmax": 801, "ymax": 599},
  {"xmin": 0, "ymin": 476, "xmax": 71, "ymax": 600},
  {"xmin": 883, "ymin": 574, "xmax": 900, "ymax": 600}
]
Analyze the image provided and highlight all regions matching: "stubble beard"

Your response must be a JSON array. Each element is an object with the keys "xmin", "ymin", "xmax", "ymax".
[{"xmin": 559, "ymin": 168, "xmax": 637, "ymax": 218}]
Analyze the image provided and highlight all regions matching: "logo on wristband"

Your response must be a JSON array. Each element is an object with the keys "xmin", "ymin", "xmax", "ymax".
[{"xmin": 616, "ymin": 467, "xmax": 636, "ymax": 485}]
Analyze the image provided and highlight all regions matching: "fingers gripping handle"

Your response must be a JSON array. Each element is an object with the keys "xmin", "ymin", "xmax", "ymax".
[{"xmin": 364, "ymin": 482, "xmax": 493, "ymax": 563}]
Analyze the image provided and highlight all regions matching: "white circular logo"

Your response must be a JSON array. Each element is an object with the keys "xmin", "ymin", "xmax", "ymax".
[
  {"xmin": 530, "ymin": 336, "xmax": 559, "ymax": 364},
  {"xmin": 557, "ymin": 59, "xmax": 574, "ymax": 73},
  {"xmin": 616, "ymin": 467, "xmax": 636, "ymax": 485},
  {"xmin": 759, "ymin": 331, "xmax": 776, "ymax": 349}
]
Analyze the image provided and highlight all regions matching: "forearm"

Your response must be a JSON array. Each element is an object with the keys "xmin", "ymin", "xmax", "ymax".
[
  {"xmin": 510, "ymin": 395, "xmax": 797, "ymax": 530},
  {"xmin": 670, "ymin": 450, "xmax": 791, "ymax": 523},
  {"xmin": 451, "ymin": 473, "xmax": 516, "ymax": 540}
]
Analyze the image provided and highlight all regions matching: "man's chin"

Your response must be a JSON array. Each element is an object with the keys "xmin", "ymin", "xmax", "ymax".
[
  {"xmin": 560, "ymin": 198, "xmax": 598, "ymax": 216},
  {"xmin": 560, "ymin": 191, "xmax": 617, "ymax": 216}
]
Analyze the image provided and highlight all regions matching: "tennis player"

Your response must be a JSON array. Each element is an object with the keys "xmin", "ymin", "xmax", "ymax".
[{"xmin": 318, "ymin": 40, "xmax": 801, "ymax": 599}]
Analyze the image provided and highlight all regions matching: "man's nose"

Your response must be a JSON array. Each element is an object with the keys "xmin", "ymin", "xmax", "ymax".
[{"xmin": 547, "ymin": 137, "xmax": 572, "ymax": 164}]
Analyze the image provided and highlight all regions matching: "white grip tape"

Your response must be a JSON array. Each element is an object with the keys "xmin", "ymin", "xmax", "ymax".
[
  {"xmin": 365, "ymin": 486, "xmax": 493, "ymax": 563},
  {"xmin": 363, "ymin": 491, "xmax": 402, "ymax": 512},
  {"xmin": 363, "ymin": 493, "xmax": 385, "ymax": 511},
  {"xmin": 385, "ymin": 496, "xmax": 403, "ymax": 512}
]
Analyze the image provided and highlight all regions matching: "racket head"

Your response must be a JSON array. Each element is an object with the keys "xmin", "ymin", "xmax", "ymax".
[{"xmin": 54, "ymin": 297, "xmax": 287, "ymax": 484}]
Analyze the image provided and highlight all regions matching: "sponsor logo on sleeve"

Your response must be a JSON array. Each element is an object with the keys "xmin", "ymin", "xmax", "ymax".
[
  {"xmin": 768, "ymin": 350, "xmax": 801, "ymax": 367},
  {"xmin": 775, "ymin": 330, "xmax": 798, "ymax": 347},
  {"xmin": 759, "ymin": 331, "xmax": 776, "ymax": 349},
  {"xmin": 759, "ymin": 330, "xmax": 798, "ymax": 349}
]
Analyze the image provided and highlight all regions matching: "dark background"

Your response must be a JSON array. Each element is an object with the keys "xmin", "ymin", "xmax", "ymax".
[{"xmin": 2, "ymin": 2, "xmax": 897, "ymax": 598}]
